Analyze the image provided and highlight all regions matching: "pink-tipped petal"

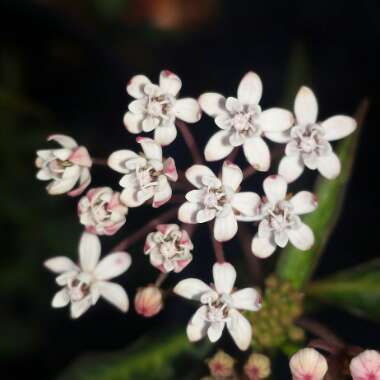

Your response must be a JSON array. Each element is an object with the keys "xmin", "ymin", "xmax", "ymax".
[{"xmin": 159, "ymin": 70, "xmax": 182, "ymax": 96}]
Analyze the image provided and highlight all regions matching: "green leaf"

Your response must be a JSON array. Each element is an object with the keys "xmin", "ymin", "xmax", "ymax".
[
  {"xmin": 58, "ymin": 330, "xmax": 209, "ymax": 380},
  {"xmin": 276, "ymin": 100, "xmax": 369, "ymax": 289},
  {"xmin": 306, "ymin": 259, "xmax": 380, "ymax": 322}
]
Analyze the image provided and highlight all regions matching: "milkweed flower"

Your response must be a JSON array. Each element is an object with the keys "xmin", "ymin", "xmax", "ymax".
[
  {"xmin": 144, "ymin": 224, "xmax": 193, "ymax": 273},
  {"xmin": 108, "ymin": 137, "xmax": 178, "ymax": 208},
  {"xmin": 178, "ymin": 161, "xmax": 261, "ymax": 242},
  {"xmin": 35, "ymin": 134, "xmax": 92, "ymax": 196},
  {"xmin": 134, "ymin": 286, "xmax": 163, "ymax": 317},
  {"xmin": 124, "ymin": 70, "xmax": 201, "ymax": 146},
  {"xmin": 78, "ymin": 187, "xmax": 128, "ymax": 236},
  {"xmin": 278, "ymin": 86, "xmax": 357, "ymax": 182},
  {"xmin": 289, "ymin": 348, "xmax": 328, "ymax": 380},
  {"xmin": 251, "ymin": 175, "xmax": 317, "ymax": 258},
  {"xmin": 44, "ymin": 233, "xmax": 131, "ymax": 318},
  {"xmin": 199, "ymin": 71, "xmax": 294, "ymax": 170},
  {"xmin": 174, "ymin": 262, "xmax": 262, "ymax": 350},
  {"xmin": 350, "ymin": 350, "xmax": 380, "ymax": 380}
]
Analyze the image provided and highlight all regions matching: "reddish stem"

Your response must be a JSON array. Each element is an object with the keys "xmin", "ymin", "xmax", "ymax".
[
  {"xmin": 91, "ymin": 157, "xmax": 108, "ymax": 166},
  {"xmin": 155, "ymin": 272, "xmax": 169, "ymax": 288},
  {"xmin": 208, "ymin": 223, "xmax": 225, "ymax": 263},
  {"xmin": 176, "ymin": 120, "xmax": 203, "ymax": 164}
]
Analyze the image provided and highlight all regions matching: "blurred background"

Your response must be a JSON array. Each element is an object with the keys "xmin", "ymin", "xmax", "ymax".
[{"xmin": 0, "ymin": 0, "xmax": 379, "ymax": 379}]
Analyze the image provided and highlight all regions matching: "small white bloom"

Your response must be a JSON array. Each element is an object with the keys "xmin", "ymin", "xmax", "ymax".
[
  {"xmin": 174, "ymin": 262, "xmax": 262, "ymax": 350},
  {"xmin": 199, "ymin": 71, "xmax": 294, "ymax": 171},
  {"xmin": 35, "ymin": 134, "xmax": 92, "ymax": 196},
  {"xmin": 108, "ymin": 137, "xmax": 178, "ymax": 208},
  {"xmin": 278, "ymin": 86, "xmax": 357, "ymax": 182},
  {"xmin": 178, "ymin": 161, "xmax": 261, "ymax": 242},
  {"xmin": 144, "ymin": 224, "xmax": 193, "ymax": 273},
  {"xmin": 78, "ymin": 187, "xmax": 128, "ymax": 236},
  {"xmin": 289, "ymin": 348, "xmax": 328, "ymax": 380},
  {"xmin": 124, "ymin": 70, "xmax": 201, "ymax": 146},
  {"xmin": 251, "ymin": 175, "xmax": 317, "ymax": 258},
  {"xmin": 44, "ymin": 233, "xmax": 131, "ymax": 318},
  {"xmin": 350, "ymin": 350, "xmax": 380, "ymax": 380}
]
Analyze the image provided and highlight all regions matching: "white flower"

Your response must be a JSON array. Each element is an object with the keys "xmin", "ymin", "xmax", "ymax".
[
  {"xmin": 251, "ymin": 175, "xmax": 317, "ymax": 258},
  {"xmin": 35, "ymin": 134, "xmax": 92, "ymax": 196},
  {"xmin": 124, "ymin": 70, "xmax": 201, "ymax": 146},
  {"xmin": 178, "ymin": 161, "xmax": 261, "ymax": 242},
  {"xmin": 289, "ymin": 348, "xmax": 328, "ymax": 380},
  {"xmin": 278, "ymin": 86, "xmax": 357, "ymax": 182},
  {"xmin": 108, "ymin": 137, "xmax": 178, "ymax": 208},
  {"xmin": 174, "ymin": 262, "xmax": 261, "ymax": 350},
  {"xmin": 350, "ymin": 350, "xmax": 380, "ymax": 380},
  {"xmin": 144, "ymin": 224, "xmax": 193, "ymax": 273},
  {"xmin": 78, "ymin": 187, "xmax": 128, "ymax": 236},
  {"xmin": 199, "ymin": 71, "xmax": 294, "ymax": 171},
  {"xmin": 44, "ymin": 233, "xmax": 131, "ymax": 318}
]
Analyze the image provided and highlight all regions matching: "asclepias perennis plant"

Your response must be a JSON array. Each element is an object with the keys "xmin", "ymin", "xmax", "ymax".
[{"xmin": 36, "ymin": 70, "xmax": 378, "ymax": 380}]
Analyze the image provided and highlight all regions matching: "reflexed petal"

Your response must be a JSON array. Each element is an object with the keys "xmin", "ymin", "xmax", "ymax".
[
  {"xmin": 94, "ymin": 252, "xmax": 131, "ymax": 280},
  {"xmin": 278, "ymin": 156, "xmax": 304, "ymax": 183},
  {"xmin": 243, "ymin": 137, "xmax": 270, "ymax": 171},
  {"xmin": 232, "ymin": 192, "xmax": 261, "ymax": 218},
  {"xmin": 263, "ymin": 175, "xmax": 287, "ymax": 203},
  {"xmin": 226, "ymin": 309, "xmax": 252, "ymax": 350},
  {"xmin": 207, "ymin": 322, "xmax": 225, "ymax": 342},
  {"xmin": 204, "ymin": 130, "xmax": 234, "ymax": 161},
  {"xmin": 154, "ymin": 123, "xmax": 177, "ymax": 146},
  {"xmin": 213, "ymin": 212, "xmax": 238, "ymax": 242},
  {"xmin": 199, "ymin": 92, "xmax": 226, "ymax": 117},
  {"xmin": 52, "ymin": 288, "xmax": 70, "ymax": 308},
  {"xmin": 317, "ymin": 152, "xmax": 341, "ymax": 179},
  {"xmin": 187, "ymin": 306, "xmax": 208, "ymax": 342},
  {"xmin": 185, "ymin": 165, "xmax": 216, "ymax": 188},
  {"xmin": 294, "ymin": 86, "xmax": 318, "ymax": 125},
  {"xmin": 69, "ymin": 147, "xmax": 92, "ymax": 167},
  {"xmin": 36, "ymin": 168, "xmax": 52, "ymax": 181},
  {"xmin": 322, "ymin": 115, "xmax": 357, "ymax": 141},
  {"xmin": 159, "ymin": 70, "xmax": 182, "ymax": 96},
  {"xmin": 251, "ymin": 235, "xmax": 276, "ymax": 258},
  {"xmin": 197, "ymin": 208, "xmax": 217, "ymax": 223},
  {"xmin": 174, "ymin": 278, "xmax": 212, "ymax": 300},
  {"xmin": 152, "ymin": 177, "xmax": 172, "ymax": 208},
  {"xmin": 178, "ymin": 202, "xmax": 202, "ymax": 223},
  {"xmin": 231, "ymin": 288, "xmax": 261, "ymax": 311},
  {"xmin": 44, "ymin": 256, "xmax": 78, "ymax": 273},
  {"xmin": 288, "ymin": 223, "xmax": 314, "ymax": 251},
  {"xmin": 47, "ymin": 176, "xmax": 79, "ymax": 195},
  {"xmin": 222, "ymin": 161, "xmax": 243, "ymax": 191},
  {"xmin": 137, "ymin": 137, "xmax": 162, "ymax": 161},
  {"xmin": 47, "ymin": 134, "xmax": 78, "ymax": 149},
  {"xmin": 290, "ymin": 191, "xmax": 318, "ymax": 215},
  {"xmin": 237, "ymin": 71, "xmax": 262, "ymax": 105},
  {"xmin": 258, "ymin": 108, "xmax": 294, "ymax": 132},
  {"xmin": 107, "ymin": 150, "xmax": 140, "ymax": 173},
  {"xmin": 174, "ymin": 98, "xmax": 201, "ymax": 123},
  {"xmin": 127, "ymin": 74, "xmax": 151, "ymax": 98},
  {"xmin": 67, "ymin": 168, "xmax": 91, "ymax": 197},
  {"xmin": 163, "ymin": 157, "xmax": 178, "ymax": 181},
  {"xmin": 123, "ymin": 111, "xmax": 143, "ymax": 134},
  {"xmin": 70, "ymin": 297, "xmax": 92, "ymax": 319},
  {"xmin": 213, "ymin": 262, "xmax": 236, "ymax": 295},
  {"xmin": 96, "ymin": 281, "xmax": 129, "ymax": 312},
  {"xmin": 264, "ymin": 130, "xmax": 292, "ymax": 143},
  {"xmin": 79, "ymin": 232, "xmax": 101, "ymax": 272}
]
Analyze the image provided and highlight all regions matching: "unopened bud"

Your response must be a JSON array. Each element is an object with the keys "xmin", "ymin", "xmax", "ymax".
[
  {"xmin": 244, "ymin": 353, "xmax": 271, "ymax": 379},
  {"xmin": 134, "ymin": 286, "xmax": 163, "ymax": 317},
  {"xmin": 289, "ymin": 348, "xmax": 328, "ymax": 380},
  {"xmin": 350, "ymin": 350, "xmax": 380, "ymax": 380},
  {"xmin": 207, "ymin": 351, "xmax": 235, "ymax": 378}
]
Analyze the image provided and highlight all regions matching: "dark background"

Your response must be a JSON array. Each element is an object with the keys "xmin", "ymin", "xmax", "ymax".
[{"xmin": 0, "ymin": 0, "xmax": 379, "ymax": 378}]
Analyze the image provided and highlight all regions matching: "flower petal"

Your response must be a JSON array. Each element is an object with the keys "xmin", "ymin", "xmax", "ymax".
[
  {"xmin": 231, "ymin": 288, "xmax": 262, "ymax": 311},
  {"xmin": 159, "ymin": 70, "xmax": 182, "ymax": 96},
  {"xmin": 120, "ymin": 187, "xmax": 147, "ymax": 207},
  {"xmin": 123, "ymin": 111, "xmax": 143, "ymax": 134},
  {"xmin": 197, "ymin": 208, "xmax": 217, "ymax": 223},
  {"xmin": 94, "ymin": 252, "xmax": 131, "ymax": 280},
  {"xmin": 199, "ymin": 92, "xmax": 226, "ymax": 117},
  {"xmin": 187, "ymin": 306, "xmax": 208, "ymax": 342},
  {"xmin": 222, "ymin": 161, "xmax": 243, "ymax": 192},
  {"xmin": 174, "ymin": 98, "xmax": 201, "ymax": 123},
  {"xmin": 207, "ymin": 322, "xmax": 225, "ymax": 342},
  {"xmin": 317, "ymin": 152, "xmax": 341, "ymax": 179},
  {"xmin": 52, "ymin": 288, "xmax": 70, "ymax": 308},
  {"xmin": 44, "ymin": 256, "xmax": 78, "ymax": 273},
  {"xmin": 178, "ymin": 202, "xmax": 202, "ymax": 223},
  {"xmin": 204, "ymin": 130, "xmax": 234, "ymax": 161},
  {"xmin": 47, "ymin": 175, "xmax": 79, "ymax": 195},
  {"xmin": 163, "ymin": 157, "xmax": 178, "ymax": 181},
  {"xmin": 127, "ymin": 74, "xmax": 151, "ymax": 98},
  {"xmin": 137, "ymin": 137, "xmax": 162, "ymax": 161},
  {"xmin": 243, "ymin": 137, "xmax": 270, "ymax": 171},
  {"xmin": 264, "ymin": 131, "xmax": 292, "ymax": 143},
  {"xmin": 258, "ymin": 108, "xmax": 294, "ymax": 132},
  {"xmin": 288, "ymin": 223, "xmax": 314, "ymax": 251},
  {"xmin": 96, "ymin": 281, "xmax": 129, "ymax": 312},
  {"xmin": 226, "ymin": 309, "xmax": 252, "ymax": 351},
  {"xmin": 185, "ymin": 164, "xmax": 216, "ymax": 188},
  {"xmin": 232, "ymin": 192, "xmax": 261, "ymax": 218},
  {"xmin": 174, "ymin": 278, "xmax": 212, "ymax": 300},
  {"xmin": 107, "ymin": 150, "xmax": 140, "ymax": 173},
  {"xmin": 278, "ymin": 155, "xmax": 304, "ymax": 183},
  {"xmin": 152, "ymin": 176, "xmax": 172, "ymax": 208},
  {"xmin": 79, "ymin": 232, "xmax": 101, "ymax": 272},
  {"xmin": 47, "ymin": 134, "xmax": 78, "ymax": 149},
  {"xmin": 322, "ymin": 115, "xmax": 357, "ymax": 141},
  {"xmin": 251, "ymin": 235, "xmax": 276, "ymax": 258},
  {"xmin": 290, "ymin": 191, "xmax": 318, "ymax": 215},
  {"xmin": 70, "ymin": 297, "xmax": 92, "ymax": 319},
  {"xmin": 142, "ymin": 116, "xmax": 159, "ymax": 132},
  {"xmin": 237, "ymin": 71, "xmax": 262, "ymax": 105},
  {"xmin": 214, "ymin": 211, "xmax": 238, "ymax": 242},
  {"xmin": 154, "ymin": 123, "xmax": 177, "ymax": 146},
  {"xmin": 294, "ymin": 86, "xmax": 318, "ymax": 125},
  {"xmin": 263, "ymin": 175, "xmax": 287, "ymax": 203},
  {"xmin": 213, "ymin": 262, "xmax": 236, "ymax": 295}
]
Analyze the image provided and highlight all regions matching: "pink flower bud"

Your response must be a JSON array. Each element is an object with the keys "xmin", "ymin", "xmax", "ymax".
[
  {"xmin": 350, "ymin": 350, "xmax": 380, "ymax": 380},
  {"xmin": 207, "ymin": 351, "xmax": 235, "ymax": 378},
  {"xmin": 289, "ymin": 348, "xmax": 328, "ymax": 380},
  {"xmin": 244, "ymin": 353, "xmax": 271, "ymax": 379},
  {"xmin": 134, "ymin": 286, "xmax": 163, "ymax": 317}
]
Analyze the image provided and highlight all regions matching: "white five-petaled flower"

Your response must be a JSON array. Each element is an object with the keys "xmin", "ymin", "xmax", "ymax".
[
  {"xmin": 174, "ymin": 262, "xmax": 262, "ymax": 350},
  {"xmin": 251, "ymin": 175, "xmax": 317, "ymax": 258},
  {"xmin": 124, "ymin": 70, "xmax": 201, "ymax": 146},
  {"xmin": 278, "ymin": 86, "xmax": 357, "ymax": 182},
  {"xmin": 35, "ymin": 134, "xmax": 92, "ymax": 196},
  {"xmin": 44, "ymin": 233, "xmax": 131, "ymax": 319},
  {"xmin": 108, "ymin": 137, "xmax": 178, "ymax": 208},
  {"xmin": 289, "ymin": 348, "xmax": 328, "ymax": 380},
  {"xmin": 199, "ymin": 71, "xmax": 294, "ymax": 171},
  {"xmin": 178, "ymin": 162, "xmax": 261, "ymax": 242},
  {"xmin": 144, "ymin": 224, "xmax": 193, "ymax": 273},
  {"xmin": 350, "ymin": 350, "xmax": 380, "ymax": 380},
  {"xmin": 78, "ymin": 187, "xmax": 128, "ymax": 236}
]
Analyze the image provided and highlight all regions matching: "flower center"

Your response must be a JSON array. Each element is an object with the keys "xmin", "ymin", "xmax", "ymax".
[
  {"xmin": 159, "ymin": 241, "xmax": 177, "ymax": 258},
  {"xmin": 146, "ymin": 94, "xmax": 174, "ymax": 119},
  {"xmin": 263, "ymin": 201, "xmax": 297, "ymax": 232},
  {"xmin": 231, "ymin": 104, "xmax": 261, "ymax": 136},
  {"xmin": 48, "ymin": 159, "xmax": 73, "ymax": 177},
  {"xmin": 67, "ymin": 273, "xmax": 92, "ymax": 301},
  {"xmin": 201, "ymin": 292, "xmax": 230, "ymax": 323},
  {"xmin": 292, "ymin": 124, "xmax": 326, "ymax": 155}
]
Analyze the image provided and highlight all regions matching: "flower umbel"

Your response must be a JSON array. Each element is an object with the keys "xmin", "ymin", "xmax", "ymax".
[
  {"xmin": 174, "ymin": 262, "xmax": 262, "ymax": 350},
  {"xmin": 44, "ymin": 233, "xmax": 131, "ymax": 318}
]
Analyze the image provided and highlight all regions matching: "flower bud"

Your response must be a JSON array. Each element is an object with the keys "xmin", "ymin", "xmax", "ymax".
[
  {"xmin": 244, "ymin": 353, "xmax": 271, "ymax": 379},
  {"xmin": 289, "ymin": 348, "xmax": 328, "ymax": 380},
  {"xmin": 207, "ymin": 351, "xmax": 235, "ymax": 378},
  {"xmin": 350, "ymin": 350, "xmax": 380, "ymax": 380},
  {"xmin": 134, "ymin": 286, "xmax": 163, "ymax": 317}
]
